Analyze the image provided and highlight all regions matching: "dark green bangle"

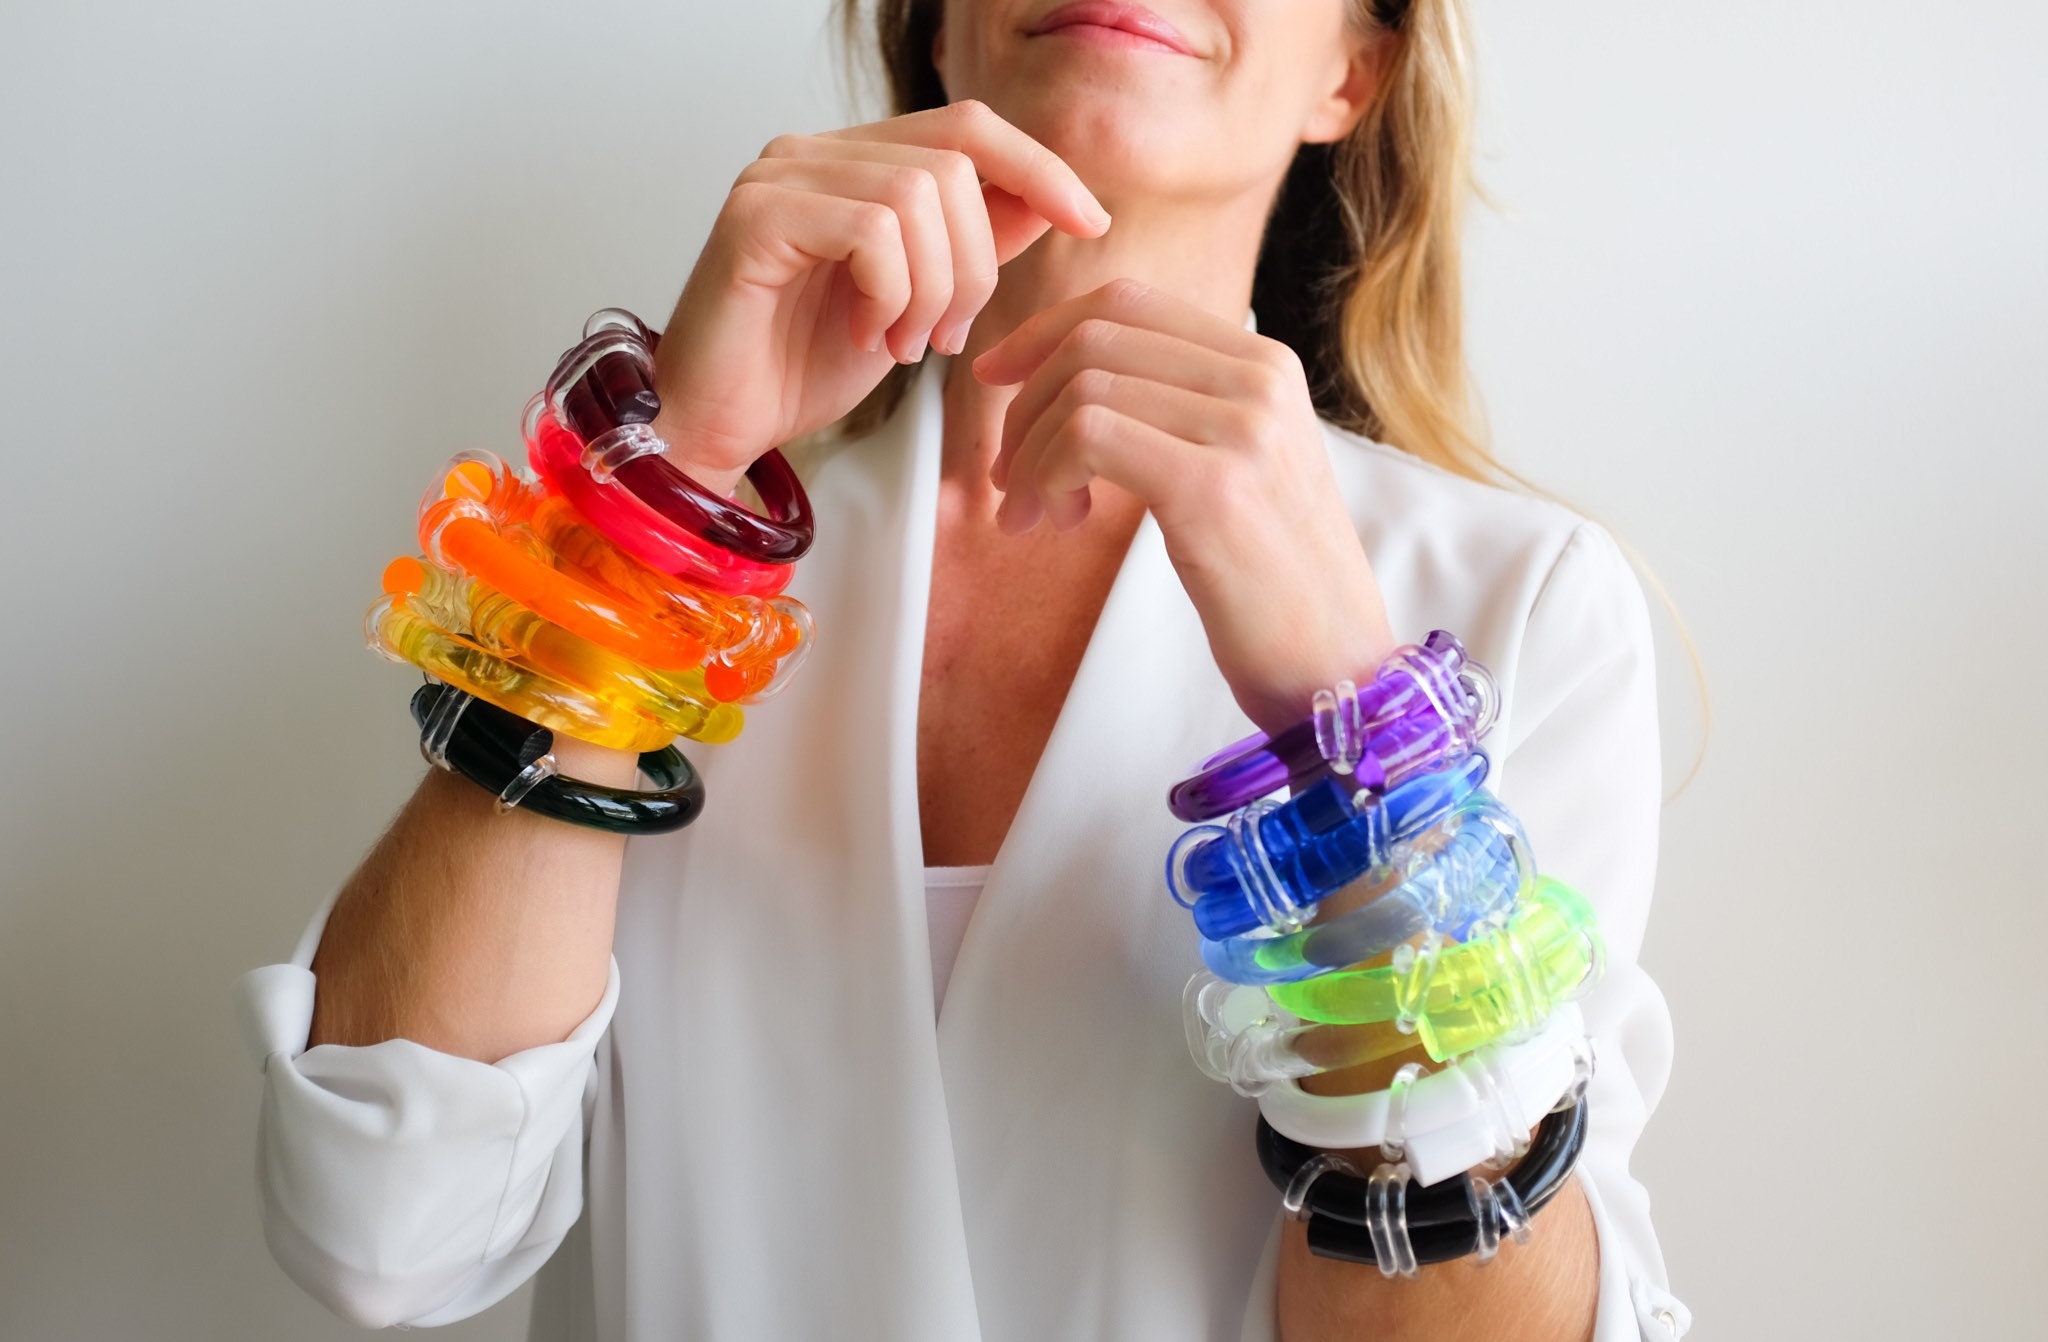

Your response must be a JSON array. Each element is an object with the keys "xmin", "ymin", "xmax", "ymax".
[
  {"xmin": 409, "ymin": 680, "xmax": 707, "ymax": 835},
  {"xmin": 1258, "ymin": 1095, "xmax": 1588, "ymax": 1271}
]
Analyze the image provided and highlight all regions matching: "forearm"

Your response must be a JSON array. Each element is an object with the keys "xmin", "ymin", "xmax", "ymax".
[{"xmin": 307, "ymin": 734, "xmax": 639, "ymax": 1062}]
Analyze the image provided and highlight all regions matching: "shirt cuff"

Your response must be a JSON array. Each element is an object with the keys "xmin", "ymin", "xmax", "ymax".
[
  {"xmin": 1583, "ymin": 1166, "xmax": 1693, "ymax": 1340},
  {"xmin": 231, "ymin": 894, "xmax": 619, "ymax": 1328}
]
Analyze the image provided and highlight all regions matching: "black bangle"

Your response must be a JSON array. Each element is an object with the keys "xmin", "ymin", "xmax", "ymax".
[
  {"xmin": 1257, "ymin": 1096, "xmax": 1589, "ymax": 1268},
  {"xmin": 409, "ymin": 681, "xmax": 707, "ymax": 835}
]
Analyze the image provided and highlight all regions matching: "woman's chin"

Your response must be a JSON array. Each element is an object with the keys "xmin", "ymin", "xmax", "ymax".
[{"xmin": 990, "ymin": 88, "xmax": 1191, "ymax": 173}]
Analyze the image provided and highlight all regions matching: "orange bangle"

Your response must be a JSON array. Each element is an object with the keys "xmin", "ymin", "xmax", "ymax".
[
  {"xmin": 417, "ymin": 451, "xmax": 709, "ymax": 673},
  {"xmin": 526, "ymin": 494, "xmax": 813, "ymax": 704}
]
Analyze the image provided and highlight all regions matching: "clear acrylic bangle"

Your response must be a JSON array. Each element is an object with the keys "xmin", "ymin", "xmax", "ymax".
[
  {"xmin": 1282, "ymin": 1153, "xmax": 1359, "ymax": 1222},
  {"xmin": 1365, "ymin": 1161, "xmax": 1420, "ymax": 1280},
  {"xmin": 1463, "ymin": 1168, "xmax": 1532, "ymax": 1264},
  {"xmin": 418, "ymin": 673, "xmax": 474, "ymax": 770},
  {"xmin": 1246, "ymin": 1005, "xmax": 1588, "ymax": 1185},
  {"xmin": 495, "ymin": 752, "xmax": 559, "ymax": 812}
]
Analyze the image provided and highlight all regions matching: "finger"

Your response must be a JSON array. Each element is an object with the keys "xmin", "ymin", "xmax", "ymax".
[
  {"xmin": 823, "ymin": 100, "xmax": 1112, "ymax": 248},
  {"xmin": 723, "ymin": 180, "xmax": 913, "ymax": 355},
  {"xmin": 1002, "ymin": 394, "xmax": 1226, "ymax": 534},
  {"xmin": 738, "ymin": 154, "xmax": 956, "ymax": 362},
  {"xmin": 973, "ymin": 277, "xmax": 1268, "ymax": 387},
  {"xmin": 997, "ymin": 368, "xmax": 1210, "ymax": 504},
  {"xmin": 990, "ymin": 326, "xmax": 1265, "ymax": 489},
  {"xmin": 753, "ymin": 137, "xmax": 999, "ymax": 355},
  {"xmin": 977, "ymin": 182, "xmax": 1059, "ymax": 271}
]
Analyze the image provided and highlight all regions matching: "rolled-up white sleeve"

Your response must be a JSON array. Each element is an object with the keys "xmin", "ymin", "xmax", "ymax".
[
  {"xmin": 1493, "ymin": 520, "xmax": 1691, "ymax": 1340},
  {"xmin": 231, "ymin": 890, "xmax": 617, "ymax": 1329}
]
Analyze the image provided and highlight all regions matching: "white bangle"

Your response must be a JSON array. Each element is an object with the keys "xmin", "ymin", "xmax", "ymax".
[{"xmin": 1254, "ymin": 1002, "xmax": 1591, "ymax": 1187}]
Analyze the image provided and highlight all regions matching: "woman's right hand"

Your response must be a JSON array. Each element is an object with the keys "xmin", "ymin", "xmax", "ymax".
[{"xmin": 646, "ymin": 99, "xmax": 1112, "ymax": 492}]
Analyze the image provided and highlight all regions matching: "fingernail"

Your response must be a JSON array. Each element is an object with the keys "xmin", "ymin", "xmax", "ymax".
[
  {"xmin": 935, "ymin": 319, "xmax": 968, "ymax": 355},
  {"xmin": 1087, "ymin": 202, "xmax": 1111, "ymax": 230},
  {"xmin": 998, "ymin": 493, "xmax": 1040, "ymax": 534}
]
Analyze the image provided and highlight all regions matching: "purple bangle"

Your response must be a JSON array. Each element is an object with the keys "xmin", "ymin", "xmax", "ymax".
[{"xmin": 1166, "ymin": 631, "xmax": 1499, "ymax": 822}]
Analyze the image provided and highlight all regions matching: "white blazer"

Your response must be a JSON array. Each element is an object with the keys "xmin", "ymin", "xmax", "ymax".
[{"xmin": 234, "ymin": 312, "xmax": 1692, "ymax": 1341}]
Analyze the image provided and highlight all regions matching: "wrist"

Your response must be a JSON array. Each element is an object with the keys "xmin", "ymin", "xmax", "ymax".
[
  {"xmin": 647, "ymin": 409, "xmax": 752, "ymax": 500},
  {"xmin": 550, "ymin": 732, "xmax": 645, "ymax": 789},
  {"xmin": 1243, "ymin": 627, "xmax": 1400, "ymax": 738}
]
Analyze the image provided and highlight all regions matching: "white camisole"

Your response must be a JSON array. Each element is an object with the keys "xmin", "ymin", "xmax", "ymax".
[{"xmin": 922, "ymin": 864, "xmax": 992, "ymax": 1016}]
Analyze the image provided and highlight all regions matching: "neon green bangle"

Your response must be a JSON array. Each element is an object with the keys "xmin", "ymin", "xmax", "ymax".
[
  {"xmin": 1184, "ymin": 879, "xmax": 1606, "ymax": 1091},
  {"xmin": 1267, "ymin": 877, "xmax": 1602, "ymax": 1030}
]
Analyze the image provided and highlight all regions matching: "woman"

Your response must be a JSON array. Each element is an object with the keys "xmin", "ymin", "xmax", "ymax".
[{"xmin": 234, "ymin": 1, "xmax": 1688, "ymax": 1337}]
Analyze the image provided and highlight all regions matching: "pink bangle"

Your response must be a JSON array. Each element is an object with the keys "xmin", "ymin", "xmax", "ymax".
[{"xmin": 523, "ymin": 395, "xmax": 794, "ymax": 598}]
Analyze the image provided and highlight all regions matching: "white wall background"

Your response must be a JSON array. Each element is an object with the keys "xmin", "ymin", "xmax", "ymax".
[{"xmin": 1, "ymin": 2, "xmax": 2040, "ymax": 1338}]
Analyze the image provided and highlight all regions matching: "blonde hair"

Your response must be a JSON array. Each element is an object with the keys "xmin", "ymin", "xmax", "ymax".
[{"xmin": 826, "ymin": 0, "xmax": 1706, "ymax": 795}]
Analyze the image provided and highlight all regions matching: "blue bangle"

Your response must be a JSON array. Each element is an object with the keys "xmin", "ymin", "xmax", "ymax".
[
  {"xmin": 1166, "ymin": 752, "xmax": 1491, "ymax": 940},
  {"xmin": 1198, "ymin": 794, "xmax": 1533, "ymax": 986}
]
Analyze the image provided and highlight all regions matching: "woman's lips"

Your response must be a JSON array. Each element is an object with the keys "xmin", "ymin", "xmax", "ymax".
[{"xmin": 1026, "ymin": 2, "xmax": 1198, "ymax": 57}]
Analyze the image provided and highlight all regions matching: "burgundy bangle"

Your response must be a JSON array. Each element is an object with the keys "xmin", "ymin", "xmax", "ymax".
[
  {"xmin": 544, "ymin": 309, "xmax": 815, "ymax": 565},
  {"xmin": 1166, "ymin": 631, "xmax": 1499, "ymax": 822},
  {"xmin": 525, "ymin": 397, "xmax": 795, "ymax": 598}
]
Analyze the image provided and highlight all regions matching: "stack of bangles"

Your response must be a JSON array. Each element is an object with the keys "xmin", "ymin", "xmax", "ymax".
[
  {"xmin": 364, "ymin": 308, "xmax": 816, "ymax": 832},
  {"xmin": 1165, "ymin": 632, "xmax": 1607, "ymax": 1276}
]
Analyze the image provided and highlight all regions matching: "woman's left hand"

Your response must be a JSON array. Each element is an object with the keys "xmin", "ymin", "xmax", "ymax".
[{"xmin": 972, "ymin": 278, "xmax": 1399, "ymax": 734}]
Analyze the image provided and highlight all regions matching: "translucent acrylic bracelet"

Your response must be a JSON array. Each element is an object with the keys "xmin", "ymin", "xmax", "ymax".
[
  {"xmin": 366, "ymin": 591, "xmax": 671, "ymax": 753},
  {"xmin": 1198, "ymin": 794, "xmax": 1534, "ymax": 985},
  {"xmin": 1253, "ymin": 1004, "xmax": 1593, "ymax": 1187},
  {"xmin": 417, "ymin": 451, "xmax": 714, "ymax": 672},
  {"xmin": 383, "ymin": 558, "xmax": 745, "ymax": 745},
  {"xmin": 1183, "ymin": 879, "xmax": 1605, "ymax": 1090},
  {"xmin": 525, "ymin": 394, "xmax": 795, "ymax": 599},
  {"xmin": 409, "ymin": 681, "xmax": 707, "ymax": 834},
  {"xmin": 1266, "ymin": 876, "xmax": 1604, "ymax": 1025},
  {"xmin": 1166, "ymin": 752, "xmax": 1490, "ymax": 940},
  {"xmin": 540, "ymin": 308, "xmax": 813, "ymax": 567},
  {"xmin": 524, "ymin": 491, "xmax": 812, "ymax": 703},
  {"xmin": 1167, "ymin": 631, "xmax": 1498, "ymax": 823},
  {"xmin": 1257, "ymin": 1096, "xmax": 1589, "ymax": 1270}
]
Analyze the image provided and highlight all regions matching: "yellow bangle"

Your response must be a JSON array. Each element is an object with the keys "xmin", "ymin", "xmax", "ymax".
[
  {"xmin": 366, "ymin": 591, "xmax": 673, "ymax": 753},
  {"xmin": 381, "ymin": 558, "xmax": 745, "ymax": 746}
]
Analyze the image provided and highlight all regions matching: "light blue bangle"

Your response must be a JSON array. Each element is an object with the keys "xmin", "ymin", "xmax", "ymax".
[
  {"xmin": 1166, "ymin": 752, "xmax": 1490, "ymax": 941},
  {"xmin": 1199, "ymin": 794, "xmax": 1534, "ymax": 986}
]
